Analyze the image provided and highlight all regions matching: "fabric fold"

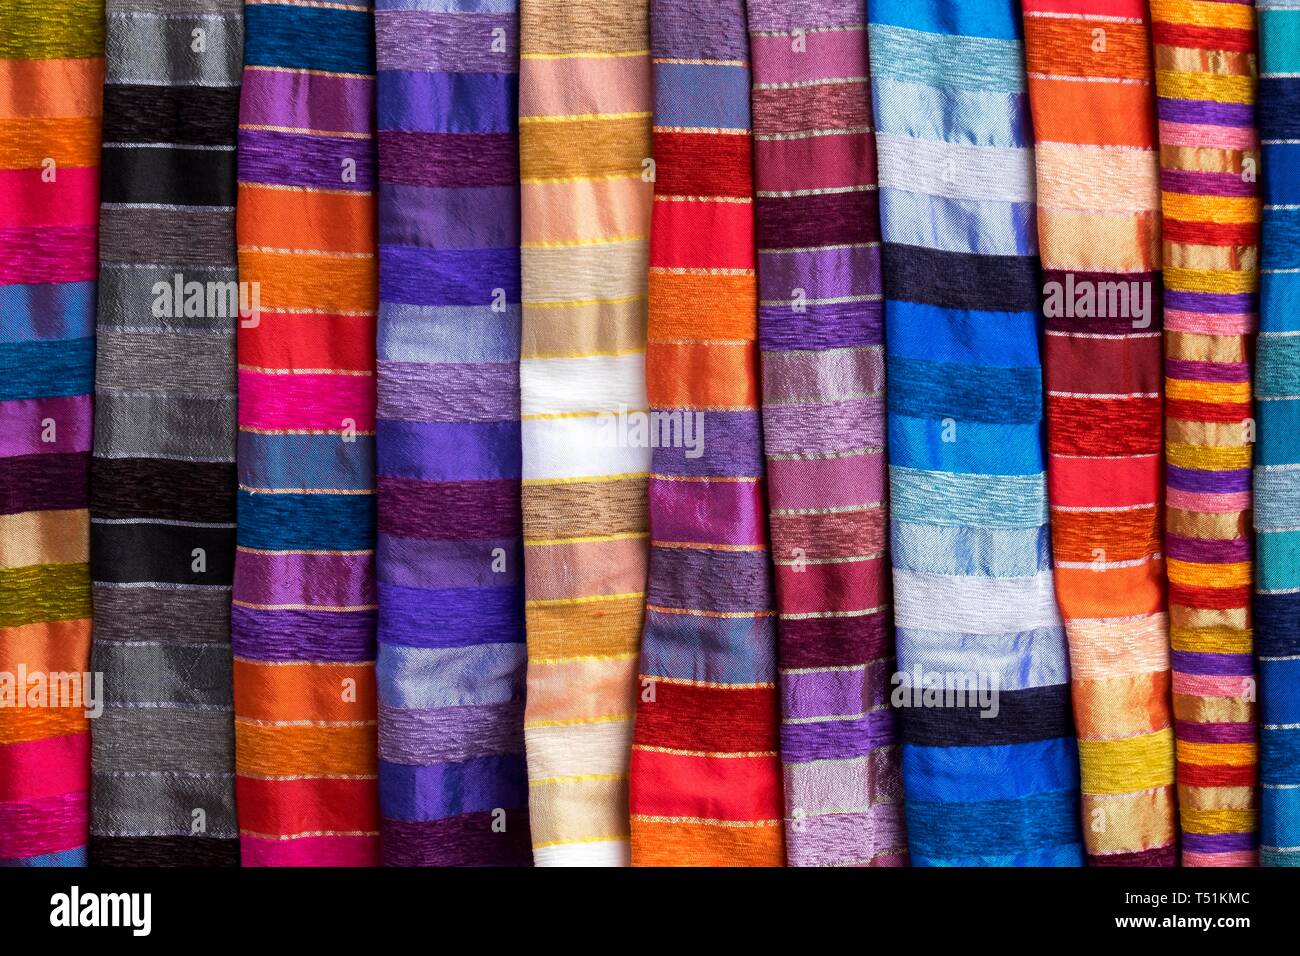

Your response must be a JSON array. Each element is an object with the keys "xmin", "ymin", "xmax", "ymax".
[
  {"xmin": 1152, "ymin": 0, "xmax": 1260, "ymax": 867},
  {"xmin": 1022, "ymin": 0, "xmax": 1176, "ymax": 866},
  {"xmin": 231, "ymin": 0, "xmax": 380, "ymax": 866},
  {"xmin": 629, "ymin": 0, "xmax": 784, "ymax": 867},
  {"xmin": 87, "ymin": 0, "xmax": 242, "ymax": 868},
  {"xmin": 1255, "ymin": 0, "xmax": 1300, "ymax": 868},
  {"xmin": 868, "ymin": 0, "xmax": 1084, "ymax": 866},
  {"xmin": 747, "ymin": 0, "xmax": 907, "ymax": 867},
  {"xmin": 518, "ymin": 0, "xmax": 653, "ymax": 866},
  {"xmin": 374, "ymin": 0, "xmax": 531, "ymax": 866},
  {"xmin": 0, "ymin": 0, "xmax": 103, "ymax": 868}
]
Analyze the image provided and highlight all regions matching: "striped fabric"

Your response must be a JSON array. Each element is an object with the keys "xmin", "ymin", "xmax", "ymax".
[
  {"xmin": 374, "ymin": 0, "xmax": 531, "ymax": 865},
  {"xmin": 1255, "ymin": 0, "xmax": 1300, "ymax": 867},
  {"xmin": 868, "ymin": 0, "xmax": 1084, "ymax": 866},
  {"xmin": 88, "ymin": 0, "xmax": 241, "ymax": 868},
  {"xmin": 1151, "ymin": 0, "xmax": 1260, "ymax": 866},
  {"xmin": 629, "ymin": 0, "xmax": 783, "ymax": 867},
  {"xmin": 517, "ymin": 0, "xmax": 653, "ymax": 866},
  {"xmin": 1022, "ymin": 0, "xmax": 1176, "ymax": 865},
  {"xmin": 0, "ymin": 0, "xmax": 102, "ymax": 867},
  {"xmin": 747, "ymin": 0, "xmax": 906, "ymax": 866},
  {"xmin": 232, "ymin": 0, "xmax": 380, "ymax": 866}
]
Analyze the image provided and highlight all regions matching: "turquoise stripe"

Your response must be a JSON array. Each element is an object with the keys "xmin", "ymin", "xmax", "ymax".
[
  {"xmin": 1260, "ymin": 8, "xmax": 1300, "ymax": 72},
  {"xmin": 0, "ymin": 337, "xmax": 94, "ymax": 401},
  {"xmin": 238, "ymin": 432, "xmax": 375, "ymax": 490},
  {"xmin": 890, "ymin": 465, "xmax": 1047, "ymax": 528},
  {"xmin": 1256, "ymin": 527, "xmax": 1300, "ymax": 589},
  {"xmin": 1255, "ymin": 336, "xmax": 1300, "ymax": 396},
  {"xmin": 1256, "ymin": 467, "xmax": 1300, "ymax": 530},
  {"xmin": 868, "ymin": 23, "xmax": 1026, "ymax": 92},
  {"xmin": 872, "ymin": 0, "xmax": 1077, "ymax": 866}
]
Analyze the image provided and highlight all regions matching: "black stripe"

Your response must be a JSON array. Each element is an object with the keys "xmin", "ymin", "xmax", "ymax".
[
  {"xmin": 883, "ymin": 243, "xmax": 1041, "ymax": 313},
  {"xmin": 101, "ymin": 84, "xmax": 241, "ymax": 147},
  {"xmin": 100, "ymin": 145, "xmax": 236, "ymax": 206},
  {"xmin": 92, "ymin": 520, "xmax": 235, "ymax": 586},
  {"xmin": 91, "ymin": 457, "xmax": 235, "ymax": 523},
  {"xmin": 90, "ymin": 835, "xmax": 240, "ymax": 867},
  {"xmin": 897, "ymin": 682, "xmax": 1074, "ymax": 746}
]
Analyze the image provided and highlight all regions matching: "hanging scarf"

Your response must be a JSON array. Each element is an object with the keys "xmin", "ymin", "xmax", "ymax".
[
  {"xmin": 0, "ymin": 0, "xmax": 102, "ymax": 867},
  {"xmin": 517, "ymin": 0, "xmax": 653, "ymax": 866},
  {"xmin": 747, "ymin": 0, "xmax": 906, "ymax": 866},
  {"xmin": 868, "ymin": 0, "xmax": 1084, "ymax": 866},
  {"xmin": 87, "ymin": 0, "xmax": 241, "ymax": 868},
  {"xmin": 374, "ymin": 0, "xmax": 531, "ymax": 865},
  {"xmin": 629, "ymin": 0, "xmax": 783, "ymax": 867},
  {"xmin": 1022, "ymin": 0, "xmax": 1175, "ymax": 865},
  {"xmin": 232, "ymin": 0, "xmax": 379, "ymax": 866},
  {"xmin": 1255, "ymin": 0, "xmax": 1300, "ymax": 868},
  {"xmin": 1151, "ymin": 0, "xmax": 1260, "ymax": 867}
]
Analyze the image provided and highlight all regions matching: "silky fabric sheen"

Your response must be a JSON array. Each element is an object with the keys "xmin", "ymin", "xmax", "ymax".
[
  {"xmin": 86, "ymin": 0, "xmax": 242, "ymax": 868},
  {"xmin": 748, "ymin": 0, "xmax": 907, "ymax": 867},
  {"xmin": 869, "ymin": 0, "xmax": 1084, "ymax": 866},
  {"xmin": 1255, "ymin": 0, "xmax": 1300, "ymax": 868},
  {"xmin": 374, "ymin": 0, "xmax": 532, "ymax": 866},
  {"xmin": 1152, "ymin": 0, "xmax": 1260, "ymax": 867},
  {"xmin": 629, "ymin": 0, "xmax": 784, "ymax": 867},
  {"xmin": 517, "ymin": 0, "xmax": 653, "ymax": 866},
  {"xmin": 232, "ymin": 0, "xmax": 380, "ymax": 866},
  {"xmin": 1022, "ymin": 0, "xmax": 1176, "ymax": 866},
  {"xmin": 0, "ymin": 0, "xmax": 103, "ymax": 868}
]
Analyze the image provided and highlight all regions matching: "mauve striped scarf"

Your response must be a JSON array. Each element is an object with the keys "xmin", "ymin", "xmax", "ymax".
[
  {"xmin": 1022, "ymin": 0, "xmax": 1176, "ymax": 865},
  {"xmin": 1152, "ymin": 0, "xmax": 1260, "ymax": 866},
  {"xmin": 89, "ymin": 0, "xmax": 241, "ymax": 868},
  {"xmin": 630, "ymin": 0, "xmax": 783, "ymax": 867},
  {"xmin": 748, "ymin": 0, "xmax": 906, "ymax": 866},
  {"xmin": 232, "ymin": 0, "xmax": 380, "ymax": 866},
  {"xmin": 870, "ymin": 0, "xmax": 1083, "ymax": 865},
  {"xmin": 1254, "ymin": 0, "xmax": 1300, "ymax": 867},
  {"xmin": 0, "ymin": 0, "xmax": 102, "ymax": 867},
  {"xmin": 374, "ymin": 0, "xmax": 531, "ymax": 865}
]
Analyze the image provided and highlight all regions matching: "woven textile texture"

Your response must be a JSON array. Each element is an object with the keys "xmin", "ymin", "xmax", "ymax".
[
  {"xmin": 868, "ymin": 0, "xmax": 1084, "ymax": 866},
  {"xmin": 629, "ymin": 0, "xmax": 783, "ymax": 867},
  {"xmin": 88, "ymin": 0, "xmax": 241, "ymax": 868},
  {"xmin": 1151, "ymin": 0, "xmax": 1260, "ymax": 867},
  {"xmin": 232, "ymin": 0, "xmax": 380, "ymax": 866},
  {"xmin": 0, "ymin": 0, "xmax": 103, "ymax": 867},
  {"xmin": 517, "ymin": 0, "xmax": 653, "ymax": 866},
  {"xmin": 374, "ymin": 0, "xmax": 532, "ymax": 865},
  {"xmin": 1255, "ymin": 0, "xmax": 1300, "ymax": 868},
  {"xmin": 747, "ymin": 0, "xmax": 907, "ymax": 867},
  {"xmin": 1022, "ymin": 0, "xmax": 1176, "ymax": 866}
]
